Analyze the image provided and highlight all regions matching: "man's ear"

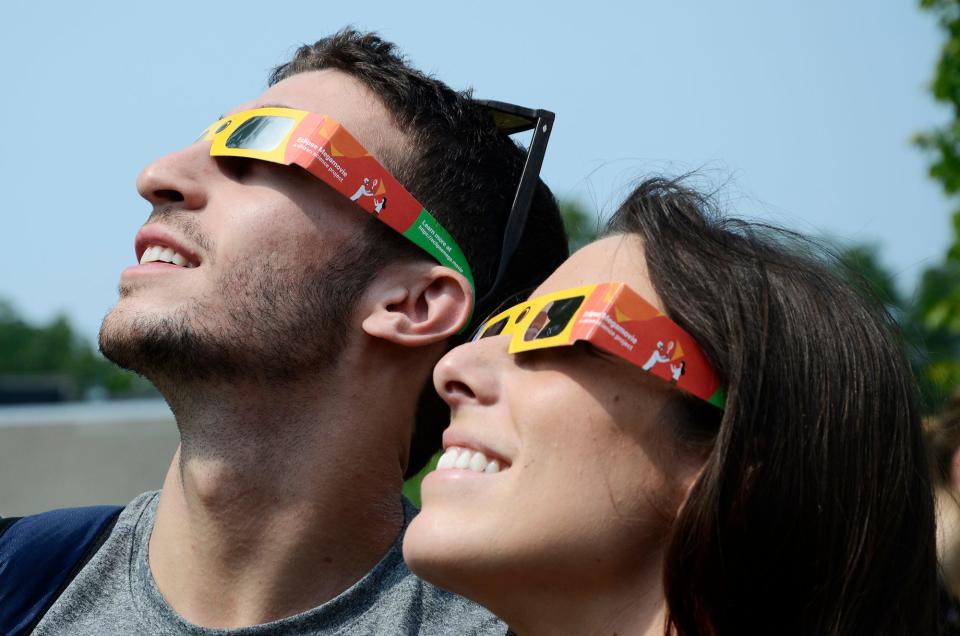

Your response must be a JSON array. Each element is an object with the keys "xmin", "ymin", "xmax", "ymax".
[{"xmin": 361, "ymin": 262, "xmax": 473, "ymax": 346}]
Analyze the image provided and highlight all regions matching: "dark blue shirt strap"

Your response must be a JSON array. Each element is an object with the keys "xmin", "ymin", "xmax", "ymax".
[{"xmin": 0, "ymin": 505, "xmax": 123, "ymax": 636}]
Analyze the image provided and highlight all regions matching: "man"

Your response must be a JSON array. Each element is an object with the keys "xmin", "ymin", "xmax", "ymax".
[{"xmin": 29, "ymin": 29, "xmax": 567, "ymax": 634}]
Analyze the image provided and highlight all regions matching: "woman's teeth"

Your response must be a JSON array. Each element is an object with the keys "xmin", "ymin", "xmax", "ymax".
[
  {"xmin": 437, "ymin": 446, "xmax": 502, "ymax": 474},
  {"xmin": 139, "ymin": 244, "xmax": 194, "ymax": 267}
]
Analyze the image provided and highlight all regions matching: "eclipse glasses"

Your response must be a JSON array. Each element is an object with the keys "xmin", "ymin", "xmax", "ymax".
[
  {"xmin": 199, "ymin": 101, "xmax": 555, "ymax": 317},
  {"xmin": 473, "ymin": 282, "xmax": 726, "ymax": 409},
  {"xmin": 200, "ymin": 107, "xmax": 473, "ymax": 288}
]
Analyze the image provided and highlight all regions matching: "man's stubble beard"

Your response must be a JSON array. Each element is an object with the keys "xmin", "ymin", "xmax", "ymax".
[{"xmin": 99, "ymin": 243, "xmax": 377, "ymax": 388}]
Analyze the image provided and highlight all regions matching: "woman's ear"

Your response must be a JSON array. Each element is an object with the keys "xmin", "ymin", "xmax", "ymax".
[{"xmin": 361, "ymin": 262, "xmax": 473, "ymax": 346}]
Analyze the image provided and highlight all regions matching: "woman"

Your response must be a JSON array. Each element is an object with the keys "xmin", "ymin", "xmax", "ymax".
[{"xmin": 403, "ymin": 178, "xmax": 938, "ymax": 635}]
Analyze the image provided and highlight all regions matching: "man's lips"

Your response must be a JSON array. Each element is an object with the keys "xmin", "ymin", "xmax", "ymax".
[{"xmin": 134, "ymin": 224, "xmax": 202, "ymax": 267}]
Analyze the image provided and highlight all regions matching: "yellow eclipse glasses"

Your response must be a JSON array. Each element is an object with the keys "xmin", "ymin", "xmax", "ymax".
[
  {"xmin": 200, "ymin": 107, "xmax": 474, "ymax": 291},
  {"xmin": 473, "ymin": 282, "xmax": 726, "ymax": 408}
]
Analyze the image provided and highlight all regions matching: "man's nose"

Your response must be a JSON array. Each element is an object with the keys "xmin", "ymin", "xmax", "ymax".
[{"xmin": 136, "ymin": 142, "xmax": 212, "ymax": 210}]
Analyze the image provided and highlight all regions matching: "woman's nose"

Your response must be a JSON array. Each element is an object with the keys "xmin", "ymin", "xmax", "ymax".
[{"xmin": 433, "ymin": 335, "xmax": 508, "ymax": 409}]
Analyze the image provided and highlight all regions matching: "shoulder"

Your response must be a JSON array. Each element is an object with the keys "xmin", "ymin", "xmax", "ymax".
[
  {"xmin": 0, "ymin": 496, "xmax": 149, "ymax": 636},
  {"xmin": 413, "ymin": 580, "xmax": 506, "ymax": 635},
  {"xmin": 336, "ymin": 499, "xmax": 506, "ymax": 635},
  {"xmin": 348, "ymin": 557, "xmax": 505, "ymax": 636},
  {"xmin": 0, "ymin": 501, "xmax": 129, "ymax": 566}
]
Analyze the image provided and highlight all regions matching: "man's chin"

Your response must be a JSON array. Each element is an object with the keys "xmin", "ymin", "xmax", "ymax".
[
  {"xmin": 99, "ymin": 304, "xmax": 287, "ymax": 385},
  {"xmin": 98, "ymin": 305, "xmax": 214, "ymax": 382}
]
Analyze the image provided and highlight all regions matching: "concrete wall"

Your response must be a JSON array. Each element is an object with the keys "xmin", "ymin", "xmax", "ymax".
[{"xmin": 0, "ymin": 399, "xmax": 178, "ymax": 516}]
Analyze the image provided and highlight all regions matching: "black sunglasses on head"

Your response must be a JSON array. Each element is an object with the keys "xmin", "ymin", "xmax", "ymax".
[{"xmin": 474, "ymin": 99, "xmax": 556, "ymax": 310}]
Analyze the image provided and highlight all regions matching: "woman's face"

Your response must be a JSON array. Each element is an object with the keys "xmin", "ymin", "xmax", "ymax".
[{"xmin": 404, "ymin": 235, "xmax": 706, "ymax": 598}]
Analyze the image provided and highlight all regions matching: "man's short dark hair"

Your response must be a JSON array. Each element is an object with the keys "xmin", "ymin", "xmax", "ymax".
[{"xmin": 270, "ymin": 28, "xmax": 569, "ymax": 475}]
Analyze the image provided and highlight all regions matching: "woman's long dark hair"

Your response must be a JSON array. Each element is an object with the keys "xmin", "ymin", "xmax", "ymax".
[{"xmin": 605, "ymin": 178, "xmax": 938, "ymax": 635}]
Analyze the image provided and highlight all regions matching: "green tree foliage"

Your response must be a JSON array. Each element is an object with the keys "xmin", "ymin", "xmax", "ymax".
[
  {"xmin": 913, "ymin": 261, "xmax": 960, "ymax": 397},
  {"xmin": 836, "ymin": 244, "xmax": 960, "ymax": 412},
  {"xmin": 918, "ymin": 0, "xmax": 960, "ymax": 224},
  {"xmin": 0, "ymin": 300, "xmax": 153, "ymax": 399},
  {"xmin": 914, "ymin": 0, "xmax": 960, "ymax": 406},
  {"xmin": 559, "ymin": 198, "xmax": 601, "ymax": 252}
]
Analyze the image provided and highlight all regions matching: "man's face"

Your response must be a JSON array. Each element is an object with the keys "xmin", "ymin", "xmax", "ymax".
[{"xmin": 100, "ymin": 70, "xmax": 406, "ymax": 384}]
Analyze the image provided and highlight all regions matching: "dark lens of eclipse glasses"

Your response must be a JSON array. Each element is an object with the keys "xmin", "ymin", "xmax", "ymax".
[{"xmin": 225, "ymin": 116, "xmax": 295, "ymax": 152}]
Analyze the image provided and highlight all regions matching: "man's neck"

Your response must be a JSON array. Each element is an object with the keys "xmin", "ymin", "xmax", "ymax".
[{"xmin": 148, "ymin": 377, "xmax": 409, "ymax": 628}]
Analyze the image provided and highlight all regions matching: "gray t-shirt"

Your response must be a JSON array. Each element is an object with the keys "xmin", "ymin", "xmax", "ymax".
[{"xmin": 34, "ymin": 491, "xmax": 504, "ymax": 636}]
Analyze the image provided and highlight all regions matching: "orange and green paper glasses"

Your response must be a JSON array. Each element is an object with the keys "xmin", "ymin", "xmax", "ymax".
[
  {"xmin": 200, "ymin": 107, "xmax": 474, "ymax": 291},
  {"xmin": 473, "ymin": 282, "xmax": 726, "ymax": 408}
]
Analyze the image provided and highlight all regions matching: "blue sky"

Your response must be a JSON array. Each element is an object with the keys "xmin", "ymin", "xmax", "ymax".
[{"xmin": 0, "ymin": 1, "xmax": 951, "ymax": 343}]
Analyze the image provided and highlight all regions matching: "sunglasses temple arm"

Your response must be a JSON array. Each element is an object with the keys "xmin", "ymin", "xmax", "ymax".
[{"xmin": 479, "ymin": 110, "xmax": 556, "ymax": 309}]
